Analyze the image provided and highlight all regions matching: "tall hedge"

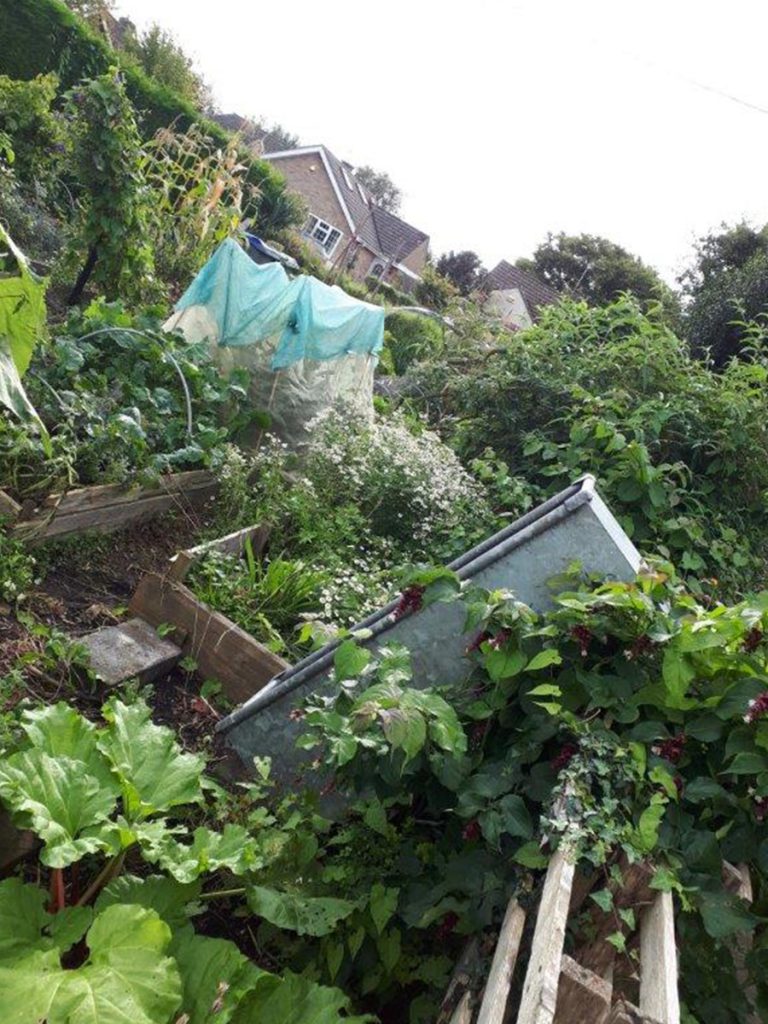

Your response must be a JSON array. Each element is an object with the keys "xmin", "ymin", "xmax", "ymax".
[{"xmin": 0, "ymin": 0, "xmax": 289, "ymax": 221}]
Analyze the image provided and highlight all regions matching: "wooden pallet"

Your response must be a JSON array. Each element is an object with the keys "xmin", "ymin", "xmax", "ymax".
[
  {"xmin": 442, "ymin": 854, "xmax": 755, "ymax": 1024},
  {"xmin": 3, "ymin": 469, "xmax": 217, "ymax": 544}
]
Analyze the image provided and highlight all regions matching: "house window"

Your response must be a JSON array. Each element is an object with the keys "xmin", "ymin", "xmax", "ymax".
[
  {"xmin": 369, "ymin": 261, "xmax": 385, "ymax": 279},
  {"xmin": 304, "ymin": 215, "xmax": 342, "ymax": 256}
]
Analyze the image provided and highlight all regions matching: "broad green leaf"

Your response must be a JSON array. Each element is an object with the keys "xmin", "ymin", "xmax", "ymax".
[
  {"xmin": 724, "ymin": 752, "xmax": 768, "ymax": 775},
  {"xmin": 246, "ymin": 886, "xmax": 356, "ymax": 937},
  {"xmin": 684, "ymin": 777, "xmax": 731, "ymax": 803},
  {"xmin": 514, "ymin": 840, "xmax": 548, "ymax": 869},
  {"xmin": 142, "ymin": 825, "xmax": 260, "ymax": 884},
  {"xmin": 98, "ymin": 699, "xmax": 205, "ymax": 819},
  {"xmin": 0, "ymin": 904, "xmax": 181, "ymax": 1024},
  {"xmin": 633, "ymin": 799, "xmax": 666, "ymax": 854},
  {"xmin": 661, "ymin": 646, "xmax": 696, "ymax": 707},
  {"xmin": 485, "ymin": 646, "xmax": 527, "ymax": 683},
  {"xmin": 0, "ymin": 224, "xmax": 47, "ymax": 376},
  {"xmin": 590, "ymin": 889, "xmax": 614, "ymax": 913},
  {"xmin": 334, "ymin": 640, "xmax": 370, "ymax": 681},
  {"xmin": 49, "ymin": 906, "xmax": 94, "ymax": 954},
  {"xmin": 369, "ymin": 884, "xmax": 399, "ymax": 935},
  {"xmin": 479, "ymin": 794, "xmax": 533, "ymax": 847},
  {"xmin": 0, "ymin": 878, "xmax": 50, "ymax": 960},
  {"xmin": 526, "ymin": 649, "xmax": 562, "ymax": 671},
  {"xmin": 0, "ymin": 343, "xmax": 50, "ymax": 451},
  {"xmin": 0, "ymin": 750, "xmax": 115, "ymax": 867},
  {"xmin": 379, "ymin": 706, "xmax": 427, "ymax": 762},
  {"xmin": 171, "ymin": 931, "xmax": 266, "ymax": 1024},
  {"xmin": 377, "ymin": 927, "xmax": 401, "ymax": 974},
  {"xmin": 96, "ymin": 875, "xmax": 201, "ymax": 930},
  {"xmin": 20, "ymin": 703, "xmax": 117, "ymax": 793},
  {"xmin": 232, "ymin": 970, "xmax": 375, "ymax": 1024},
  {"xmin": 699, "ymin": 890, "xmax": 760, "ymax": 939}
]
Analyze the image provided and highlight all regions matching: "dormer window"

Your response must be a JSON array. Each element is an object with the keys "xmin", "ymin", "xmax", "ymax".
[{"xmin": 304, "ymin": 215, "xmax": 342, "ymax": 257}]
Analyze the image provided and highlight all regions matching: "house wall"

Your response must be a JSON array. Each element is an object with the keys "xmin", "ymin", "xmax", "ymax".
[
  {"xmin": 400, "ymin": 237, "xmax": 429, "ymax": 277},
  {"xmin": 266, "ymin": 153, "xmax": 349, "ymax": 250},
  {"xmin": 485, "ymin": 288, "xmax": 533, "ymax": 330}
]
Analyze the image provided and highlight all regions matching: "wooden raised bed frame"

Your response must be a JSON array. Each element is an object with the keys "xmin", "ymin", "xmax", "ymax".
[{"xmin": 1, "ymin": 469, "xmax": 217, "ymax": 544}]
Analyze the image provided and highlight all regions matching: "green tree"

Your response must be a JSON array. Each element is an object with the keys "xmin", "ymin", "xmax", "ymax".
[
  {"xmin": 518, "ymin": 232, "xmax": 680, "ymax": 325},
  {"xmin": 123, "ymin": 24, "xmax": 208, "ymax": 108},
  {"xmin": 354, "ymin": 166, "xmax": 402, "ymax": 213},
  {"xmin": 680, "ymin": 221, "xmax": 768, "ymax": 365},
  {"xmin": 436, "ymin": 250, "xmax": 485, "ymax": 296}
]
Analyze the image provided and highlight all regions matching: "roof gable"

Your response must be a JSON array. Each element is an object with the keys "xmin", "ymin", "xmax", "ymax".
[
  {"xmin": 265, "ymin": 145, "xmax": 429, "ymax": 264},
  {"xmin": 483, "ymin": 260, "xmax": 560, "ymax": 319}
]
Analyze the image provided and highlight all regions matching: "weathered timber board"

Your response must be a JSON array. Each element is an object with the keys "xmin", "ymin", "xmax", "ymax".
[
  {"xmin": 169, "ymin": 522, "xmax": 270, "ymax": 582},
  {"xmin": 0, "ymin": 488, "xmax": 21, "ymax": 521},
  {"xmin": 577, "ymin": 861, "xmax": 654, "ymax": 974},
  {"xmin": 476, "ymin": 898, "xmax": 526, "ymax": 1024},
  {"xmin": 12, "ymin": 471, "xmax": 217, "ymax": 543},
  {"xmin": 553, "ymin": 954, "xmax": 612, "ymax": 1024},
  {"xmin": 639, "ymin": 892, "xmax": 680, "ymax": 1024},
  {"xmin": 130, "ymin": 573, "xmax": 289, "ymax": 704},
  {"xmin": 517, "ymin": 849, "xmax": 575, "ymax": 1024}
]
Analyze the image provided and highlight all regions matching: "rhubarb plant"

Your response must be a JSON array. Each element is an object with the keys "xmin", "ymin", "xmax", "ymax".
[{"xmin": 0, "ymin": 698, "xmax": 373, "ymax": 1023}]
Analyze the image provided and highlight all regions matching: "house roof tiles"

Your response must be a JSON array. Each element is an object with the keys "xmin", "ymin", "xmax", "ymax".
[{"xmin": 482, "ymin": 260, "xmax": 560, "ymax": 319}]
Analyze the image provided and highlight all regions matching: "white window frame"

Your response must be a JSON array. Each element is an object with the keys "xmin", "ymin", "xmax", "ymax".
[{"xmin": 304, "ymin": 214, "xmax": 343, "ymax": 257}]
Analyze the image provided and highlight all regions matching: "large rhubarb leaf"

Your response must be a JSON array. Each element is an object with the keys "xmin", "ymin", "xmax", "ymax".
[
  {"xmin": 246, "ymin": 886, "xmax": 356, "ymax": 937},
  {"xmin": 145, "ymin": 824, "xmax": 262, "ymax": 883},
  {"xmin": 0, "ymin": 750, "xmax": 115, "ymax": 867},
  {"xmin": 96, "ymin": 874, "xmax": 201, "ymax": 931},
  {"xmin": 0, "ymin": 223, "xmax": 47, "ymax": 376},
  {"xmin": 0, "ymin": 885, "xmax": 180, "ymax": 1024},
  {"xmin": 171, "ymin": 932, "xmax": 269, "ymax": 1024},
  {"xmin": 231, "ymin": 971, "xmax": 376, "ymax": 1024},
  {"xmin": 20, "ymin": 702, "xmax": 118, "ymax": 793},
  {"xmin": 97, "ymin": 699, "xmax": 205, "ymax": 819}
]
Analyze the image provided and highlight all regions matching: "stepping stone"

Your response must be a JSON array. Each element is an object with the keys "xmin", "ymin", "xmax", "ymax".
[{"xmin": 79, "ymin": 617, "xmax": 181, "ymax": 686}]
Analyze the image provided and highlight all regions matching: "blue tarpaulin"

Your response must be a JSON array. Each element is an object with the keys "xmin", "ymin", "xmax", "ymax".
[{"xmin": 174, "ymin": 239, "xmax": 384, "ymax": 370}]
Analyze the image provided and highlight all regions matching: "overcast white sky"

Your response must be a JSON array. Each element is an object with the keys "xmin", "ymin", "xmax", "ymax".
[{"xmin": 115, "ymin": 0, "xmax": 768, "ymax": 283}]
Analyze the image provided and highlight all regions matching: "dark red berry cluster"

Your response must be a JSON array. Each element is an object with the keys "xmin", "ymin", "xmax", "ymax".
[
  {"xmin": 743, "ymin": 627, "xmax": 764, "ymax": 653},
  {"xmin": 465, "ymin": 630, "xmax": 491, "ymax": 654},
  {"xmin": 652, "ymin": 734, "xmax": 686, "ymax": 764},
  {"xmin": 462, "ymin": 819, "xmax": 481, "ymax": 841},
  {"xmin": 436, "ymin": 912, "xmax": 459, "ymax": 941},
  {"xmin": 469, "ymin": 721, "xmax": 488, "ymax": 751},
  {"xmin": 626, "ymin": 634, "xmax": 655, "ymax": 660},
  {"xmin": 754, "ymin": 796, "xmax": 768, "ymax": 822},
  {"xmin": 489, "ymin": 628, "xmax": 512, "ymax": 650},
  {"xmin": 393, "ymin": 585, "xmax": 425, "ymax": 621},
  {"xmin": 744, "ymin": 691, "xmax": 768, "ymax": 724},
  {"xmin": 551, "ymin": 742, "xmax": 579, "ymax": 772},
  {"xmin": 569, "ymin": 624, "xmax": 592, "ymax": 657}
]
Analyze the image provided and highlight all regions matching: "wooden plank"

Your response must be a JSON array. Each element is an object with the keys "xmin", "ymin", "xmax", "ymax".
[
  {"xmin": 553, "ymin": 955, "xmax": 612, "ymax": 1024},
  {"xmin": 168, "ymin": 523, "xmax": 270, "ymax": 582},
  {"xmin": 130, "ymin": 573, "xmax": 289, "ymax": 704},
  {"xmin": 449, "ymin": 991, "xmax": 473, "ymax": 1024},
  {"xmin": 476, "ymin": 898, "xmax": 526, "ymax": 1024},
  {"xmin": 437, "ymin": 939, "xmax": 481, "ymax": 1024},
  {"xmin": 608, "ymin": 1000, "xmax": 661, "ymax": 1024},
  {"xmin": 516, "ymin": 848, "xmax": 575, "ymax": 1024},
  {"xmin": 14, "ymin": 475, "xmax": 217, "ymax": 544},
  {"xmin": 639, "ymin": 892, "xmax": 680, "ymax": 1024},
  {"xmin": 0, "ymin": 488, "xmax": 21, "ymax": 521},
  {"xmin": 40, "ymin": 470, "xmax": 214, "ymax": 514}
]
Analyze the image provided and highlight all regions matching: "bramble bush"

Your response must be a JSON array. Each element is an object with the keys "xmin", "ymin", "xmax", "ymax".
[{"xmin": 408, "ymin": 295, "xmax": 768, "ymax": 595}]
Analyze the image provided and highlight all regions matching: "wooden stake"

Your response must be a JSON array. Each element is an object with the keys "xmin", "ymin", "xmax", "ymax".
[
  {"xmin": 639, "ymin": 892, "xmax": 679, "ymax": 1024},
  {"xmin": 476, "ymin": 898, "xmax": 526, "ymax": 1024},
  {"xmin": 516, "ymin": 848, "xmax": 575, "ymax": 1024}
]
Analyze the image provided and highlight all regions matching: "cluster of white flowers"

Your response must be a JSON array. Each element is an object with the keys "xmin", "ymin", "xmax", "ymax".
[{"xmin": 304, "ymin": 407, "xmax": 492, "ymax": 552}]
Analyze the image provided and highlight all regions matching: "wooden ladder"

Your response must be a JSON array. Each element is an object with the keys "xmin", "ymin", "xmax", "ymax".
[{"xmin": 441, "ymin": 852, "xmax": 754, "ymax": 1024}]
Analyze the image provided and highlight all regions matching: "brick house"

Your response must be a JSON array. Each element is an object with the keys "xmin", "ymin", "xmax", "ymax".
[
  {"xmin": 480, "ymin": 260, "xmax": 560, "ymax": 329},
  {"xmin": 262, "ymin": 145, "xmax": 429, "ymax": 292}
]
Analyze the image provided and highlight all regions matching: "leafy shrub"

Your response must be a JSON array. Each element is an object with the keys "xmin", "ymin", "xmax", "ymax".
[
  {"xmin": 383, "ymin": 311, "xmax": 443, "ymax": 375},
  {"xmin": 0, "ymin": 299, "xmax": 254, "ymax": 500},
  {"xmin": 409, "ymin": 295, "xmax": 768, "ymax": 594},
  {"xmin": 297, "ymin": 565, "xmax": 768, "ymax": 1020},
  {"xmin": 0, "ymin": 696, "xmax": 370, "ymax": 1023},
  {"xmin": 0, "ymin": 73, "xmax": 62, "ymax": 187},
  {"xmin": 0, "ymin": 530, "xmax": 36, "ymax": 604},
  {"xmin": 414, "ymin": 264, "xmax": 458, "ymax": 311},
  {"xmin": 64, "ymin": 69, "xmax": 154, "ymax": 303}
]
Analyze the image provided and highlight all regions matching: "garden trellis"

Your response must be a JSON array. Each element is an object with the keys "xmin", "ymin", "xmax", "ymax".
[{"xmin": 164, "ymin": 238, "xmax": 385, "ymax": 445}]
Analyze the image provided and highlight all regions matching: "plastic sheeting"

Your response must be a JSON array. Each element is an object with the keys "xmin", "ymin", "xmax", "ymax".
[{"xmin": 165, "ymin": 239, "xmax": 384, "ymax": 445}]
